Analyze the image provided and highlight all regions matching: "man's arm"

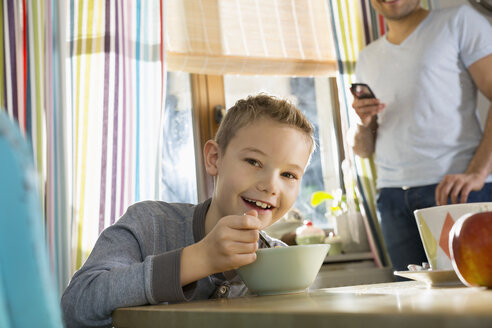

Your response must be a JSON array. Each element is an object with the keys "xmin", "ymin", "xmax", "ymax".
[
  {"xmin": 435, "ymin": 54, "xmax": 492, "ymax": 205},
  {"xmin": 351, "ymin": 97, "xmax": 385, "ymax": 158}
]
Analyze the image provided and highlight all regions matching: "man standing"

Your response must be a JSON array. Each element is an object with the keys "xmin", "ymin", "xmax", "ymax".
[{"xmin": 352, "ymin": 0, "xmax": 492, "ymax": 271}]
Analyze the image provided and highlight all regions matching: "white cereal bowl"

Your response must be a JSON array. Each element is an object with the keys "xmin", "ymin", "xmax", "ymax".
[
  {"xmin": 236, "ymin": 244, "xmax": 329, "ymax": 296},
  {"xmin": 414, "ymin": 202, "xmax": 492, "ymax": 270}
]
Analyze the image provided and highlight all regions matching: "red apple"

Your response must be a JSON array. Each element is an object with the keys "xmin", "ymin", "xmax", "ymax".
[{"xmin": 449, "ymin": 211, "xmax": 492, "ymax": 288}]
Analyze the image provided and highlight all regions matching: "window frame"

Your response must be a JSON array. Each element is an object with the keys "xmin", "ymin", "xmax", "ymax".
[{"xmin": 190, "ymin": 74, "xmax": 225, "ymax": 202}]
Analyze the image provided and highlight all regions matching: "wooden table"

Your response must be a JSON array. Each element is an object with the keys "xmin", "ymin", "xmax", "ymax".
[{"xmin": 113, "ymin": 281, "xmax": 492, "ymax": 328}]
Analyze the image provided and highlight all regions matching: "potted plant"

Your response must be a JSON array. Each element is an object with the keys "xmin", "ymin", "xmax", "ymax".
[{"xmin": 311, "ymin": 188, "xmax": 369, "ymax": 253}]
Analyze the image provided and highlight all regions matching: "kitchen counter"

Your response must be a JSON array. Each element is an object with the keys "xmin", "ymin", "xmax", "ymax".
[{"xmin": 112, "ymin": 281, "xmax": 492, "ymax": 328}]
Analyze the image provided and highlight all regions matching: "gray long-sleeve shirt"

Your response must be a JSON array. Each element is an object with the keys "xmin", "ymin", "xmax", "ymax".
[{"xmin": 61, "ymin": 199, "xmax": 281, "ymax": 328}]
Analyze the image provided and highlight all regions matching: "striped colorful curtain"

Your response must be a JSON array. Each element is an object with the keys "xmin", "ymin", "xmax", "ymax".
[
  {"xmin": 68, "ymin": 0, "xmax": 166, "ymax": 276},
  {"xmin": 1, "ymin": 0, "xmax": 70, "ymax": 293},
  {"xmin": 1, "ymin": 0, "xmax": 166, "ymax": 294},
  {"xmin": 327, "ymin": 0, "xmax": 435, "ymax": 267}
]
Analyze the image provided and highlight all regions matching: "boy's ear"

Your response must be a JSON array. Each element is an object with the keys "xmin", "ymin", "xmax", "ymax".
[{"xmin": 203, "ymin": 140, "xmax": 220, "ymax": 177}]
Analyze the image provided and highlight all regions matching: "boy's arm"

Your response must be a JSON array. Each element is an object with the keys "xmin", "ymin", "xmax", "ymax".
[
  {"xmin": 61, "ymin": 204, "xmax": 197, "ymax": 328},
  {"xmin": 61, "ymin": 223, "xmax": 157, "ymax": 328},
  {"xmin": 181, "ymin": 243, "xmax": 213, "ymax": 286}
]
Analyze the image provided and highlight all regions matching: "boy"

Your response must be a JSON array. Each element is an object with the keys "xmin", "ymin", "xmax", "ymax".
[{"xmin": 61, "ymin": 94, "xmax": 315, "ymax": 327}]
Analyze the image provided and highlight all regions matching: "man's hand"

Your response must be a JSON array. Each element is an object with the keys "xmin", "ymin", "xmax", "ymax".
[
  {"xmin": 435, "ymin": 173, "xmax": 487, "ymax": 205},
  {"xmin": 352, "ymin": 97, "xmax": 385, "ymax": 126}
]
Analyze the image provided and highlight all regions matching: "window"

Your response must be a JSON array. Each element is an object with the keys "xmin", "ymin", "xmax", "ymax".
[
  {"xmin": 162, "ymin": 0, "xmax": 342, "ymax": 226},
  {"xmin": 161, "ymin": 72, "xmax": 198, "ymax": 204}
]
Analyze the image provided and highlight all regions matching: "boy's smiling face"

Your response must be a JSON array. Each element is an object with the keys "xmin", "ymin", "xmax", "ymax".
[{"xmin": 205, "ymin": 118, "xmax": 313, "ymax": 229}]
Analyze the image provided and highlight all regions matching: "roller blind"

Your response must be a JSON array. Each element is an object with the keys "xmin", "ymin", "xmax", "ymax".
[{"xmin": 165, "ymin": 0, "xmax": 338, "ymax": 76}]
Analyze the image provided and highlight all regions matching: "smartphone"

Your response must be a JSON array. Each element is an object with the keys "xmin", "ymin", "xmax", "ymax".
[{"xmin": 350, "ymin": 83, "xmax": 376, "ymax": 99}]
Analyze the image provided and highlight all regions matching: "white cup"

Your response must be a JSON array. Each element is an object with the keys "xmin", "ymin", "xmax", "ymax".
[{"xmin": 414, "ymin": 202, "xmax": 492, "ymax": 270}]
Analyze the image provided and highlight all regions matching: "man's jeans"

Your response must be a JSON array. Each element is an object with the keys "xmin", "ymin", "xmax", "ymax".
[{"xmin": 376, "ymin": 182, "xmax": 492, "ymax": 272}]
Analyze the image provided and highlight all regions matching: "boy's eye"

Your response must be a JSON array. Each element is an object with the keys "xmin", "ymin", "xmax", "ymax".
[
  {"xmin": 282, "ymin": 172, "xmax": 297, "ymax": 180},
  {"xmin": 246, "ymin": 158, "xmax": 261, "ymax": 167}
]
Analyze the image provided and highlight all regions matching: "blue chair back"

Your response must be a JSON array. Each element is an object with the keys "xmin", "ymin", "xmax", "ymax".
[{"xmin": 0, "ymin": 110, "xmax": 64, "ymax": 327}]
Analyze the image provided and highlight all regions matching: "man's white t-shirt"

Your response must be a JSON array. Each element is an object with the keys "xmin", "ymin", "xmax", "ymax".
[{"xmin": 355, "ymin": 5, "xmax": 492, "ymax": 189}]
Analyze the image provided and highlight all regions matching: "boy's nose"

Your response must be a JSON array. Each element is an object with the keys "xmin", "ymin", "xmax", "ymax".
[{"xmin": 257, "ymin": 174, "xmax": 279, "ymax": 195}]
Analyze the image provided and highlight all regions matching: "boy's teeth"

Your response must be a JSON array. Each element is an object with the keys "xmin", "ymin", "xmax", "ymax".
[
  {"xmin": 256, "ymin": 201, "xmax": 268, "ymax": 209},
  {"xmin": 245, "ymin": 198, "xmax": 271, "ymax": 209}
]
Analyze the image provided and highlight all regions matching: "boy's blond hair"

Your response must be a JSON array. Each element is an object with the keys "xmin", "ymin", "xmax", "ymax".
[{"xmin": 215, "ymin": 94, "xmax": 315, "ymax": 154}]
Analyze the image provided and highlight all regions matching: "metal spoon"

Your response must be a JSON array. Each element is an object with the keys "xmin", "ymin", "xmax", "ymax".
[{"xmin": 258, "ymin": 230, "xmax": 273, "ymax": 248}]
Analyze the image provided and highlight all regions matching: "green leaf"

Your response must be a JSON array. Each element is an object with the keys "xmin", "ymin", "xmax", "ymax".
[{"xmin": 310, "ymin": 191, "xmax": 334, "ymax": 207}]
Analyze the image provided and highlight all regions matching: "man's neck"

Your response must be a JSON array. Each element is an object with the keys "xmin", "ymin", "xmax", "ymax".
[{"xmin": 386, "ymin": 7, "xmax": 430, "ymax": 45}]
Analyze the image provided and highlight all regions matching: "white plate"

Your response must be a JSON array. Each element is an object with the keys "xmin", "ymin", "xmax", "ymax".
[{"xmin": 394, "ymin": 269, "xmax": 464, "ymax": 287}]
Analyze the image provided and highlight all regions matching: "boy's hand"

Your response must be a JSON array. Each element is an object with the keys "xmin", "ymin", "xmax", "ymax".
[
  {"xmin": 201, "ymin": 209, "xmax": 262, "ymax": 273},
  {"xmin": 181, "ymin": 210, "xmax": 262, "ymax": 285}
]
